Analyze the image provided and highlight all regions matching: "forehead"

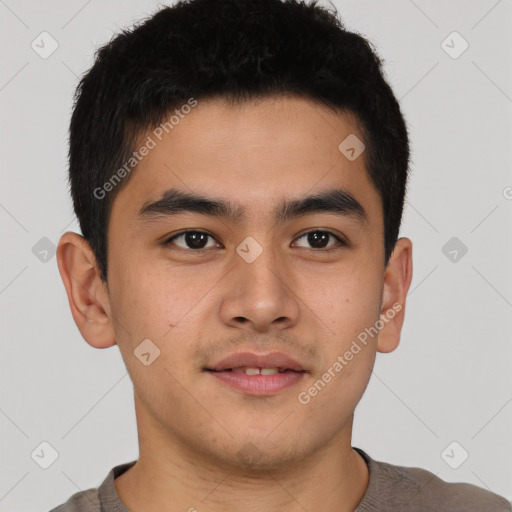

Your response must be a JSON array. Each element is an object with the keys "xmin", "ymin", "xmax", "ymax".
[{"xmin": 110, "ymin": 95, "xmax": 381, "ymax": 225}]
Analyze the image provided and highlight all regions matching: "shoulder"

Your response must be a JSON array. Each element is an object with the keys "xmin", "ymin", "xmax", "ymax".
[
  {"xmin": 48, "ymin": 460, "xmax": 135, "ymax": 512},
  {"xmin": 380, "ymin": 459, "xmax": 510, "ymax": 511},
  {"xmin": 355, "ymin": 448, "xmax": 512, "ymax": 512},
  {"xmin": 48, "ymin": 488, "xmax": 100, "ymax": 512}
]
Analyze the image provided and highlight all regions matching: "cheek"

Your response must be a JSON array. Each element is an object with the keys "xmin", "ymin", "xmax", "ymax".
[
  {"xmin": 109, "ymin": 258, "xmax": 195, "ymax": 335},
  {"xmin": 107, "ymin": 264, "xmax": 211, "ymax": 382},
  {"xmin": 309, "ymin": 261, "xmax": 381, "ymax": 408},
  {"xmin": 297, "ymin": 322, "xmax": 377, "ymax": 424},
  {"xmin": 299, "ymin": 259, "xmax": 383, "ymax": 338}
]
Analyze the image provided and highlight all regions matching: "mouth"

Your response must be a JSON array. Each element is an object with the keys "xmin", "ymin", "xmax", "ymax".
[
  {"xmin": 204, "ymin": 351, "xmax": 308, "ymax": 395},
  {"xmin": 206, "ymin": 367, "xmax": 303, "ymax": 375}
]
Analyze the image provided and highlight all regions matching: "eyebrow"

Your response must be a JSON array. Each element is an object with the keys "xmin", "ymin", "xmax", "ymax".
[{"xmin": 138, "ymin": 187, "xmax": 368, "ymax": 225}]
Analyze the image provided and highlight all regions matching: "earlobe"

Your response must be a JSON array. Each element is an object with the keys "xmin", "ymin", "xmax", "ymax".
[
  {"xmin": 376, "ymin": 237, "xmax": 413, "ymax": 354},
  {"xmin": 56, "ymin": 231, "xmax": 117, "ymax": 349}
]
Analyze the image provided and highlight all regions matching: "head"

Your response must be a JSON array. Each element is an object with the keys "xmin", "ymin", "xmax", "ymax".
[{"xmin": 58, "ymin": 0, "xmax": 413, "ymax": 472}]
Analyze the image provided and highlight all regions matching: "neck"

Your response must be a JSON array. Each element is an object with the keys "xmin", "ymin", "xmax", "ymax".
[{"xmin": 114, "ymin": 396, "xmax": 369, "ymax": 512}]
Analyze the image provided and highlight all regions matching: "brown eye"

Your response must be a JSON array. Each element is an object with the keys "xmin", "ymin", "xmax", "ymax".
[
  {"xmin": 166, "ymin": 231, "xmax": 219, "ymax": 250},
  {"xmin": 294, "ymin": 230, "xmax": 345, "ymax": 250}
]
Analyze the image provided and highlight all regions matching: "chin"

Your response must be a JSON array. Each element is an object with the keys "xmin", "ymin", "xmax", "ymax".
[{"xmin": 200, "ymin": 434, "xmax": 315, "ymax": 474}]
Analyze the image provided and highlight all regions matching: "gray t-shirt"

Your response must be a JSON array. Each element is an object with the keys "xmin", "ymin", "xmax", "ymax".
[{"xmin": 49, "ymin": 447, "xmax": 512, "ymax": 511}]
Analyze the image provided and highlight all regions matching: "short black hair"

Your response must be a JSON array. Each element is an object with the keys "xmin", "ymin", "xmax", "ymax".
[{"xmin": 68, "ymin": 0, "xmax": 410, "ymax": 283}]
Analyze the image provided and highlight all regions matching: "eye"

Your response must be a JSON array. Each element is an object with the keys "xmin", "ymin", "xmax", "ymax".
[
  {"xmin": 165, "ymin": 230, "xmax": 220, "ymax": 250},
  {"xmin": 163, "ymin": 229, "xmax": 347, "ymax": 252},
  {"xmin": 293, "ymin": 230, "xmax": 346, "ymax": 251}
]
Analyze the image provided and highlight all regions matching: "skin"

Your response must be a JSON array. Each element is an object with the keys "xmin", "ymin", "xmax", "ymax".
[{"xmin": 57, "ymin": 95, "xmax": 413, "ymax": 512}]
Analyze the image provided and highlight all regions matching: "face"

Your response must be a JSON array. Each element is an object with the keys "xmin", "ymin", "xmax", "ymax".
[{"xmin": 99, "ymin": 96, "xmax": 393, "ymax": 470}]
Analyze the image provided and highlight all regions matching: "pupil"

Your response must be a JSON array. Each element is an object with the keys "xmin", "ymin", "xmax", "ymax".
[
  {"xmin": 308, "ymin": 231, "xmax": 329, "ymax": 249},
  {"xmin": 186, "ymin": 232, "xmax": 207, "ymax": 249}
]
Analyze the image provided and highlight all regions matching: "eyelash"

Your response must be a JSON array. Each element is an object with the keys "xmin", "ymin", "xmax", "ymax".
[{"xmin": 163, "ymin": 229, "xmax": 347, "ymax": 252}]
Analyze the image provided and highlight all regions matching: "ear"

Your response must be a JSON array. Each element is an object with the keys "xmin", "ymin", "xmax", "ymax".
[
  {"xmin": 56, "ymin": 231, "xmax": 117, "ymax": 349},
  {"xmin": 376, "ymin": 237, "xmax": 413, "ymax": 354}
]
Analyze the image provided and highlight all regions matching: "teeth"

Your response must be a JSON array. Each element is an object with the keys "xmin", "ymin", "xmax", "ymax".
[
  {"xmin": 231, "ymin": 367, "xmax": 281, "ymax": 375},
  {"xmin": 260, "ymin": 368, "xmax": 279, "ymax": 375}
]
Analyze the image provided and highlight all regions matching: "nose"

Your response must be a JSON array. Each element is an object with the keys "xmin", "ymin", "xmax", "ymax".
[{"xmin": 219, "ymin": 243, "xmax": 300, "ymax": 333}]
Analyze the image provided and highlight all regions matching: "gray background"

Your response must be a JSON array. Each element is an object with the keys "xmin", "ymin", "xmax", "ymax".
[{"xmin": 0, "ymin": 0, "xmax": 511, "ymax": 510}]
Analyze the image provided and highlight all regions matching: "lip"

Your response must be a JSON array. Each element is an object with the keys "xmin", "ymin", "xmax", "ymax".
[
  {"xmin": 205, "ymin": 351, "xmax": 306, "ymax": 372},
  {"xmin": 207, "ymin": 370, "xmax": 306, "ymax": 396},
  {"xmin": 204, "ymin": 351, "xmax": 308, "ymax": 396}
]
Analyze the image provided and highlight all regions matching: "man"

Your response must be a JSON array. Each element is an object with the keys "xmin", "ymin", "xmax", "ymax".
[{"xmin": 51, "ymin": 0, "xmax": 511, "ymax": 510}]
